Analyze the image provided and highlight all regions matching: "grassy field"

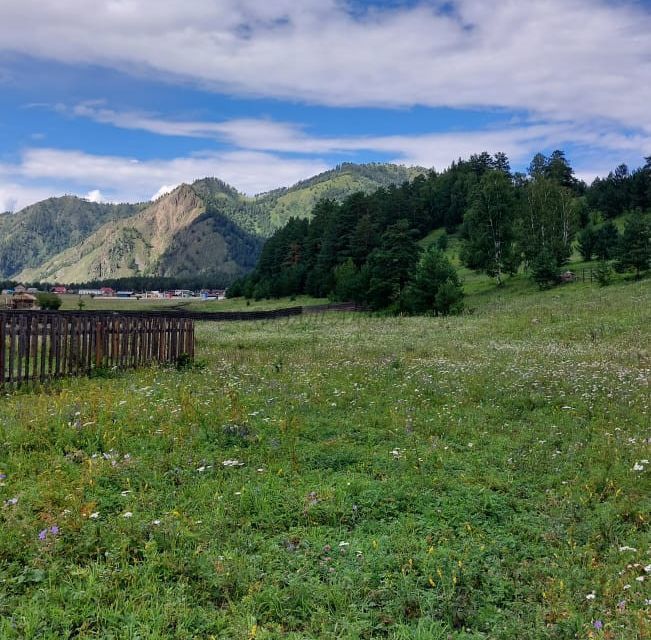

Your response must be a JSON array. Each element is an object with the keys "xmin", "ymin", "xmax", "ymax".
[
  {"xmin": 57, "ymin": 294, "xmax": 328, "ymax": 313},
  {"xmin": 1, "ymin": 276, "xmax": 650, "ymax": 639}
]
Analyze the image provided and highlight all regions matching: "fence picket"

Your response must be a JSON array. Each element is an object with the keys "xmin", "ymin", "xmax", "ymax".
[{"xmin": 0, "ymin": 311, "xmax": 194, "ymax": 388}]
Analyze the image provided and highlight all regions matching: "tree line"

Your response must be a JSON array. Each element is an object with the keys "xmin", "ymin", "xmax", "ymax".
[{"xmin": 230, "ymin": 152, "xmax": 651, "ymax": 312}]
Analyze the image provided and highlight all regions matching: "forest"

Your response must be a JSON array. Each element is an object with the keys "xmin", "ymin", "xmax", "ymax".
[{"xmin": 230, "ymin": 152, "xmax": 651, "ymax": 313}]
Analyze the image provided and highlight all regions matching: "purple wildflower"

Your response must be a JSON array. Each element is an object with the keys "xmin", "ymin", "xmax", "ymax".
[
  {"xmin": 0, "ymin": 473, "xmax": 6, "ymax": 480},
  {"xmin": 594, "ymin": 620, "xmax": 603, "ymax": 631},
  {"xmin": 49, "ymin": 526, "xmax": 59, "ymax": 535},
  {"xmin": 38, "ymin": 529, "xmax": 48, "ymax": 541}
]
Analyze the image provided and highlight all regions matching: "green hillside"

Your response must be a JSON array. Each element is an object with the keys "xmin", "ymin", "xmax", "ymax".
[
  {"xmin": 8, "ymin": 163, "xmax": 422, "ymax": 284},
  {"xmin": 0, "ymin": 197, "xmax": 144, "ymax": 278}
]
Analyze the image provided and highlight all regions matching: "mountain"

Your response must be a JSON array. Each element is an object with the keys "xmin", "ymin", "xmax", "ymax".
[
  {"xmin": 7, "ymin": 163, "xmax": 426, "ymax": 284},
  {"xmin": 0, "ymin": 197, "xmax": 144, "ymax": 278}
]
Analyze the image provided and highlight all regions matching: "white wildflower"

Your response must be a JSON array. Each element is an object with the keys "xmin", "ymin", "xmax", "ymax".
[
  {"xmin": 222, "ymin": 459, "xmax": 244, "ymax": 467},
  {"xmin": 122, "ymin": 511, "xmax": 133, "ymax": 518}
]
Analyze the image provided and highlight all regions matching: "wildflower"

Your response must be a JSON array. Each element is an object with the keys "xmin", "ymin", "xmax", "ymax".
[
  {"xmin": 89, "ymin": 512, "xmax": 99, "ymax": 519},
  {"xmin": 38, "ymin": 529, "xmax": 47, "ymax": 541},
  {"xmin": 4, "ymin": 497, "xmax": 18, "ymax": 506},
  {"xmin": 617, "ymin": 600, "xmax": 626, "ymax": 610},
  {"xmin": 593, "ymin": 620, "xmax": 603, "ymax": 630},
  {"xmin": 635, "ymin": 576, "xmax": 645, "ymax": 582},
  {"xmin": 645, "ymin": 564, "xmax": 651, "ymax": 573},
  {"xmin": 0, "ymin": 472, "xmax": 6, "ymax": 480},
  {"xmin": 619, "ymin": 546, "xmax": 637, "ymax": 552},
  {"xmin": 122, "ymin": 511, "xmax": 133, "ymax": 518},
  {"xmin": 50, "ymin": 526, "xmax": 59, "ymax": 535},
  {"xmin": 152, "ymin": 520, "xmax": 161, "ymax": 526},
  {"xmin": 197, "ymin": 466, "xmax": 206, "ymax": 472},
  {"xmin": 586, "ymin": 592, "xmax": 596, "ymax": 600},
  {"xmin": 632, "ymin": 462, "xmax": 645, "ymax": 472},
  {"xmin": 222, "ymin": 459, "xmax": 244, "ymax": 467}
]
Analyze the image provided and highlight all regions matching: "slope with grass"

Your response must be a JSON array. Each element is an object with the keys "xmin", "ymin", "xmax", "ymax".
[
  {"xmin": 0, "ymin": 277, "xmax": 649, "ymax": 639},
  {"xmin": 0, "ymin": 197, "xmax": 144, "ymax": 279}
]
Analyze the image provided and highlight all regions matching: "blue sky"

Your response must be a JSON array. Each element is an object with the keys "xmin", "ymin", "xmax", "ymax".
[{"xmin": 1, "ymin": 0, "xmax": 650, "ymax": 211}]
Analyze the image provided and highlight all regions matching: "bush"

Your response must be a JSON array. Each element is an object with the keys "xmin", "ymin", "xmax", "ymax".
[
  {"xmin": 36, "ymin": 292, "xmax": 62, "ymax": 310},
  {"xmin": 531, "ymin": 250, "xmax": 560, "ymax": 289},
  {"xmin": 595, "ymin": 261, "xmax": 612, "ymax": 287}
]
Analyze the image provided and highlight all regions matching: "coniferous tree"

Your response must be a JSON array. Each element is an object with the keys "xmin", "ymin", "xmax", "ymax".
[
  {"xmin": 366, "ymin": 220, "xmax": 421, "ymax": 311},
  {"xmin": 577, "ymin": 225, "xmax": 598, "ymax": 261},
  {"xmin": 594, "ymin": 221, "xmax": 620, "ymax": 260},
  {"xmin": 616, "ymin": 215, "xmax": 651, "ymax": 278},
  {"xmin": 407, "ymin": 246, "xmax": 463, "ymax": 315}
]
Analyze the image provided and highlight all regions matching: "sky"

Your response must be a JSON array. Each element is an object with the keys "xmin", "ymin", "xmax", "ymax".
[{"xmin": 0, "ymin": 0, "xmax": 650, "ymax": 211}]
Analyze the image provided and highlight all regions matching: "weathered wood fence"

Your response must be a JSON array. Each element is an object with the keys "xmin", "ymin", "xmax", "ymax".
[{"xmin": 1, "ymin": 311, "xmax": 194, "ymax": 387}]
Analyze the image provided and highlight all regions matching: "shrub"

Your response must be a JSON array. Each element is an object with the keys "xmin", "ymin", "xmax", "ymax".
[{"xmin": 36, "ymin": 292, "xmax": 62, "ymax": 310}]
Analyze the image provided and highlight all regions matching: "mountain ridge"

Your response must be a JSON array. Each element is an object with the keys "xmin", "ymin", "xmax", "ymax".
[{"xmin": 3, "ymin": 163, "xmax": 426, "ymax": 284}]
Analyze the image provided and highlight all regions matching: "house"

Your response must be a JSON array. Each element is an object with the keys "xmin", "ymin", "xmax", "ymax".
[
  {"xmin": 100, "ymin": 287, "xmax": 115, "ymax": 297},
  {"xmin": 10, "ymin": 292, "xmax": 38, "ymax": 310},
  {"xmin": 53, "ymin": 286, "xmax": 67, "ymax": 295},
  {"xmin": 13, "ymin": 284, "xmax": 26, "ymax": 294}
]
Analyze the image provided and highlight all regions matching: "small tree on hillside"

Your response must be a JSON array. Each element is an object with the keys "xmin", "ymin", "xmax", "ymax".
[
  {"xmin": 577, "ymin": 225, "xmax": 597, "ymax": 261},
  {"xmin": 594, "ymin": 220, "xmax": 620, "ymax": 260},
  {"xmin": 616, "ymin": 215, "xmax": 651, "ymax": 278},
  {"xmin": 407, "ymin": 246, "xmax": 463, "ymax": 316},
  {"xmin": 366, "ymin": 220, "xmax": 421, "ymax": 311}
]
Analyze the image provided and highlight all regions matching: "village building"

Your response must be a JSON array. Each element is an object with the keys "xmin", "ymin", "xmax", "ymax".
[{"xmin": 10, "ymin": 291, "xmax": 38, "ymax": 310}]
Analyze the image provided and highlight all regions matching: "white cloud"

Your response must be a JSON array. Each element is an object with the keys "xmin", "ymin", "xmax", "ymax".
[
  {"xmin": 0, "ymin": 182, "xmax": 62, "ymax": 212},
  {"xmin": 151, "ymin": 184, "xmax": 178, "ymax": 201},
  {"xmin": 0, "ymin": 0, "xmax": 650, "ymax": 131},
  {"xmin": 68, "ymin": 103, "xmax": 651, "ymax": 171},
  {"xmin": 0, "ymin": 148, "xmax": 329, "ymax": 208},
  {"xmin": 84, "ymin": 189, "xmax": 104, "ymax": 203}
]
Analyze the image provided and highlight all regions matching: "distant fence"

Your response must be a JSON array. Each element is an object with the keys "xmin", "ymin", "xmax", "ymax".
[
  {"xmin": 2, "ymin": 302, "xmax": 363, "ymax": 323},
  {"xmin": 1, "ymin": 311, "xmax": 194, "ymax": 387}
]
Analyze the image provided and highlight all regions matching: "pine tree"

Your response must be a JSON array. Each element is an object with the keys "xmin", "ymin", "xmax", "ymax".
[
  {"xmin": 616, "ymin": 215, "xmax": 651, "ymax": 278},
  {"xmin": 407, "ymin": 246, "xmax": 463, "ymax": 315},
  {"xmin": 366, "ymin": 220, "xmax": 421, "ymax": 311}
]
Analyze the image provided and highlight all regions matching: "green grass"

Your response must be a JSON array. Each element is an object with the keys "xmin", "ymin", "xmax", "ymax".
[
  {"xmin": 57, "ymin": 294, "xmax": 329, "ymax": 313},
  {"xmin": 1, "ymin": 278, "xmax": 650, "ymax": 639}
]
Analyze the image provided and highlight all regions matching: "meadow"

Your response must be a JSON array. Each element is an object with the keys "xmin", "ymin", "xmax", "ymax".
[{"xmin": 1, "ymin": 275, "xmax": 650, "ymax": 639}]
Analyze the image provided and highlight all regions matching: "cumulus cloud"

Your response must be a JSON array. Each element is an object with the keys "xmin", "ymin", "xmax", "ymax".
[
  {"xmin": 0, "ymin": 148, "xmax": 329, "ymax": 208},
  {"xmin": 0, "ymin": 0, "xmax": 650, "ymax": 131},
  {"xmin": 84, "ymin": 189, "xmax": 104, "ymax": 203}
]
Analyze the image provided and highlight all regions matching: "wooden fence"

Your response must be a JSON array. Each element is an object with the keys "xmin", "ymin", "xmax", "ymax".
[{"xmin": 1, "ymin": 311, "xmax": 194, "ymax": 387}]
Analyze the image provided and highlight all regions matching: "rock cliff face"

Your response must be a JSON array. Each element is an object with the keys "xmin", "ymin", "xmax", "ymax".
[{"xmin": 18, "ymin": 184, "xmax": 207, "ymax": 283}]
